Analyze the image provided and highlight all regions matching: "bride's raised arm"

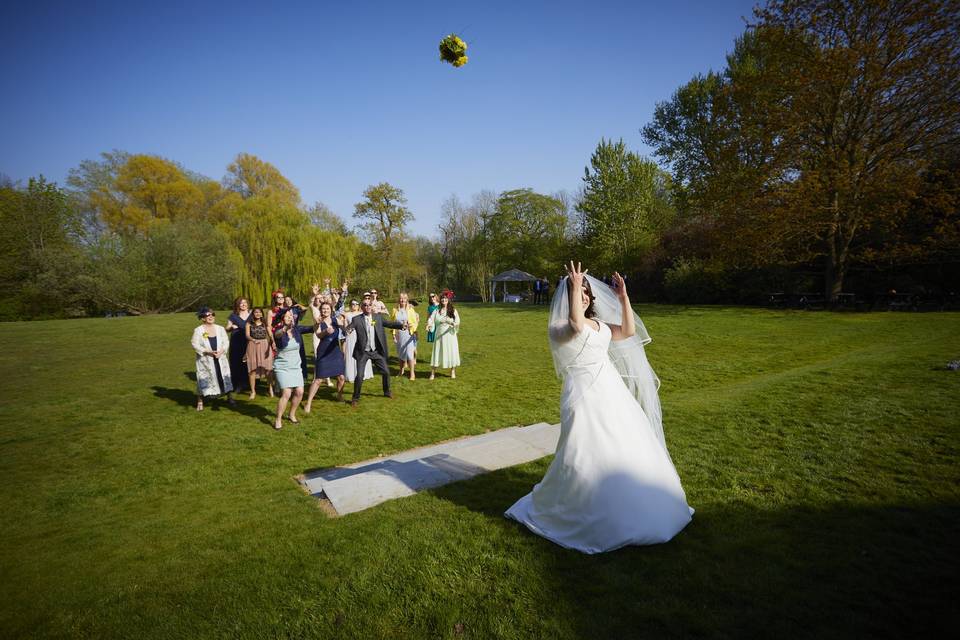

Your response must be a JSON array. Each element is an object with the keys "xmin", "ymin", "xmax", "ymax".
[
  {"xmin": 608, "ymin": 271, "xmax": 635, "ymax": 341},
  {"xmin": 566, "ymin": 261, "xmax": 588, "ymax": 333}
]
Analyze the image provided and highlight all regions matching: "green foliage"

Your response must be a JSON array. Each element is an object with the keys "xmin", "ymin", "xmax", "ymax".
[
  {"xmin": 222, "ymin": 196, "xmax": 359, "ymax": 306},
  {"xmin": 0, "ymin": 177, "xmax": 89, "ymax": 319},
  {"xmin": 59, "ymin": 151, "xmax": 360, "ymax": 309},
  {"xmin": 84, "ymin": 218, "xmax": 239, "ymax": 314},
  {"xmin": 493, "ymin": 189, "xmax": 568, "ymax": 276},
  {"xmin": 439, "ymin": 188, "xmax": 570, "ymax": 299},
  {"xmin": 662, "ymin": 257, "xmax": 728, "ymax": 304},
  {"xmin": 577, "ymin": 139, "xmax": 674, "ymax": 275},
  {"xmin": 353, "ymin": 183, "xmax": 416, "ymax": 296}
]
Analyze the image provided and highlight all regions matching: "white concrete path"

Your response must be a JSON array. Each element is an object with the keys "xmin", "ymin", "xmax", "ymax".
[{"xmin": 301, "ymin": 422, "xmax": 560, "ymax": 515}]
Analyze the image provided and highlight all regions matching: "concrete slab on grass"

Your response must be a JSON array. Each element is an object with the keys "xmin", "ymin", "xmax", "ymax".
[{"xmin": 301, "ymin": 422, "xmax": 560, "ymax": 515}]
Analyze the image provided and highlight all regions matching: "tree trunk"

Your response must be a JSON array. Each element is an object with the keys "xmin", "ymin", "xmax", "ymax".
[
  {"xmin": 824, "ymin": 259, "xmax": 844, "ymax": 302},
  {"xmin": 824, "ymin": 190, "xmax": 845, "ymax": 302}
]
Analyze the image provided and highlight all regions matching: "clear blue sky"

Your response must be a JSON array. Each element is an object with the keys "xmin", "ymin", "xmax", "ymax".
[{"xmin": 2, "ymin": 0, "xmax": 757, "ymax": 237}]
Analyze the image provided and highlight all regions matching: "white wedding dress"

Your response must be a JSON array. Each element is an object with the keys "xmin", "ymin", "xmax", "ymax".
[{"xmin": 505, "ymin": 319, "xmax": 693, "ymax": 553}]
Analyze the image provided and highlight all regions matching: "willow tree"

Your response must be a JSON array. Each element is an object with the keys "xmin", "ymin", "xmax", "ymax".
[{"xmin": 221, "ymin": 196, "xmax": 359, "ymax": 305}]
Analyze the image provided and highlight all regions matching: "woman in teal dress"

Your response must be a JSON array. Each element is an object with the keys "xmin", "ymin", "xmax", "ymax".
[
  {"xmin": 271, "ymin": 308, "xmax": 312, "ymax": 430},
  {"xmin": 425, "ymin": 293, "xmax": 440, "ymax": 343}
]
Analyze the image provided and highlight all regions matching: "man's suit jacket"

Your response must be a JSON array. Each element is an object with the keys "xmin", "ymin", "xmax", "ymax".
[{"xmin": 349, "ymin": 313, "xmax": 404, "ymax": 359}]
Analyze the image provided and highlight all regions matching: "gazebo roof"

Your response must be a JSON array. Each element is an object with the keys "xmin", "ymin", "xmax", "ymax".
[{"xmin": 490, "ymin": 268, "xmax": 538, "ymax": 282}]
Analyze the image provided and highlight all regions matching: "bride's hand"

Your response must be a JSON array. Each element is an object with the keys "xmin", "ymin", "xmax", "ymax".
[
  {"xmin": 611, "ymin": 272, "xmax": 628, "ymax": 300},
  {"xmin": 566, "ymin": 260, "xmax": 587, "ymax": 288}
]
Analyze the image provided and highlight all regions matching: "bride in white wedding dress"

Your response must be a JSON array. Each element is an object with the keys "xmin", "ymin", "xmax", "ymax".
[{"xmin": 505, "ymin": 262, "xmax": 693, "ymax": 553}]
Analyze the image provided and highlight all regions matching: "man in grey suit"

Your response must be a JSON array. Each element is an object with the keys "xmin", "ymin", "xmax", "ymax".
[{"xmin": 346, "ymin": 299, "xmax": 406, "ymax": 407}]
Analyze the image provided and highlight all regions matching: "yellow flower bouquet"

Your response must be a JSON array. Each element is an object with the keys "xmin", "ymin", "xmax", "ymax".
[{"xmin": 439, "ymin": 34, "xmax": 468, "ymax": 68}]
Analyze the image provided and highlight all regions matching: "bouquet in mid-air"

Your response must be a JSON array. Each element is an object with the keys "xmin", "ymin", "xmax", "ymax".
[{"xmin": 439, "ymin": 34, "xmax": 468, "ymax": 68}]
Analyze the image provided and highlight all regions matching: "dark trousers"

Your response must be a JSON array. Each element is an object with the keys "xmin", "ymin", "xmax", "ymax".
[
  {"xmin": 352, "ymin": 350, "xmax": 391, "ymax": 400},
  {"xmin": 299, "ymin": 340, "xmax": 308, "ymax": 379}
]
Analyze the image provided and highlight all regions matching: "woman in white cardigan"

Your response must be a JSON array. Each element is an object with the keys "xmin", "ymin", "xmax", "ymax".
[{"xmin": 191, "ymin": 307, "xmax": 235, "ymax": 411}]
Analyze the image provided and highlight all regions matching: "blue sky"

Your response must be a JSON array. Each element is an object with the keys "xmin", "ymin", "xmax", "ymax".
[{"xmin": 2, "ymin": 0, "xmax": 757, "ymax": 237}]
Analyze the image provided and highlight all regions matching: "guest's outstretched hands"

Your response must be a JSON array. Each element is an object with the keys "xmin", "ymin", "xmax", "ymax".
[
  {"xmin": 311, "ymin": 283, "xmax": 320, "ymax": 296},
  {"xmin": 611, "ymin": 272, "xmax": 628, "ymax": 300}
]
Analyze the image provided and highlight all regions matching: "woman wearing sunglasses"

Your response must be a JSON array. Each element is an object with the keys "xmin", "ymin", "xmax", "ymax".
[{"xmin": 191, "ymin": 306, "xmax": 235, "ymax": 411}]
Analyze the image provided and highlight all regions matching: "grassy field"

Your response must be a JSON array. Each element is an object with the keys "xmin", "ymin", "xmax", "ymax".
[{"xmin": 1, "ymin": 304, "xmax": 958, "ymax": 639}]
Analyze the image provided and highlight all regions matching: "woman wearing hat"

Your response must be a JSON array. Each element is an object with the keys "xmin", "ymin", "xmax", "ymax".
[{"xmin": 191, "ymin": 306, "xmax": 235, "ymax": 411}]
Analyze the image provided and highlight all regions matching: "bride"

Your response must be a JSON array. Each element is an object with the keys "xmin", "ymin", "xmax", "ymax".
[{"xmin": 505, "ymin": 261, "xmax": 693, "ymax": 553}]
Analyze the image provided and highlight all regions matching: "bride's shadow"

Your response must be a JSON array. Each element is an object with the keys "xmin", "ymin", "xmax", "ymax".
[{"xmin": 428, "ymin": 466, "xmax": 959, "ymax": 637}]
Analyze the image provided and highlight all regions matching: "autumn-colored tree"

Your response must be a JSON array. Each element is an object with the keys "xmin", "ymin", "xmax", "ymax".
[
  {"xmin": 112, "ymin": 155, "xmax": 205, "ymax": 230},
  {"xmin": 224, "ymin": 153, "xmax": 300, "ymax": 206},
  {"xmin": 644, "ymin": 0, "xmax": 960, "ymax": 298},
  {"xmin": 68, "ymin": 152, "xmax": 215, "ymax": 233}
]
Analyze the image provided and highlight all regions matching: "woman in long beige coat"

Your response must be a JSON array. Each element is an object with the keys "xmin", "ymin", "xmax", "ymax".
[{"xmin": 191, "ymin": 307, "xmax": 235, "ymax": 411}]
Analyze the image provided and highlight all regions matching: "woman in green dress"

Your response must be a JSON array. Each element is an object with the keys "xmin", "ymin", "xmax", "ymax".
[{"xmin": 428, "ymin": 293, "xmax": 461, "ymax": 379}]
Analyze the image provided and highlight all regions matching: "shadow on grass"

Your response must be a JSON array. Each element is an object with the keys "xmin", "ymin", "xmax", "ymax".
[
  {"xmin": 150, "ymin": 385, "xmax": 275, "ymax": 424},
  {"xmin": 429, "ymin": 466, "xmax": 960, "ymax": 638}
]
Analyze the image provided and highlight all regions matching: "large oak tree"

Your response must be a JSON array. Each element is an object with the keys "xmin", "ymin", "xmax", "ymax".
[{"xmin": 644, "ymin": 0, "xmax": 960, "ymax": 298}]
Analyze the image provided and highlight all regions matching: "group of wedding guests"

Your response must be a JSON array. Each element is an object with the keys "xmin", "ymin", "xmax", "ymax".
[{"xmin": 190, "ymin": 282, "xmax": 462, "ymax": 430}]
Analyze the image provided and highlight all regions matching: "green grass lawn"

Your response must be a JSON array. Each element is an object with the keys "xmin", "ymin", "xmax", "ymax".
[{"xmin": 1, "ymin": 304, "xmax": 958, "ymax": 638}]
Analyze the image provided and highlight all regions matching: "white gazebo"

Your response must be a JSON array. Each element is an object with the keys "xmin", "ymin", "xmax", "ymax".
[{"xmin": 489, "ymin": 268, "xmax": 539, "ymax": 303}]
